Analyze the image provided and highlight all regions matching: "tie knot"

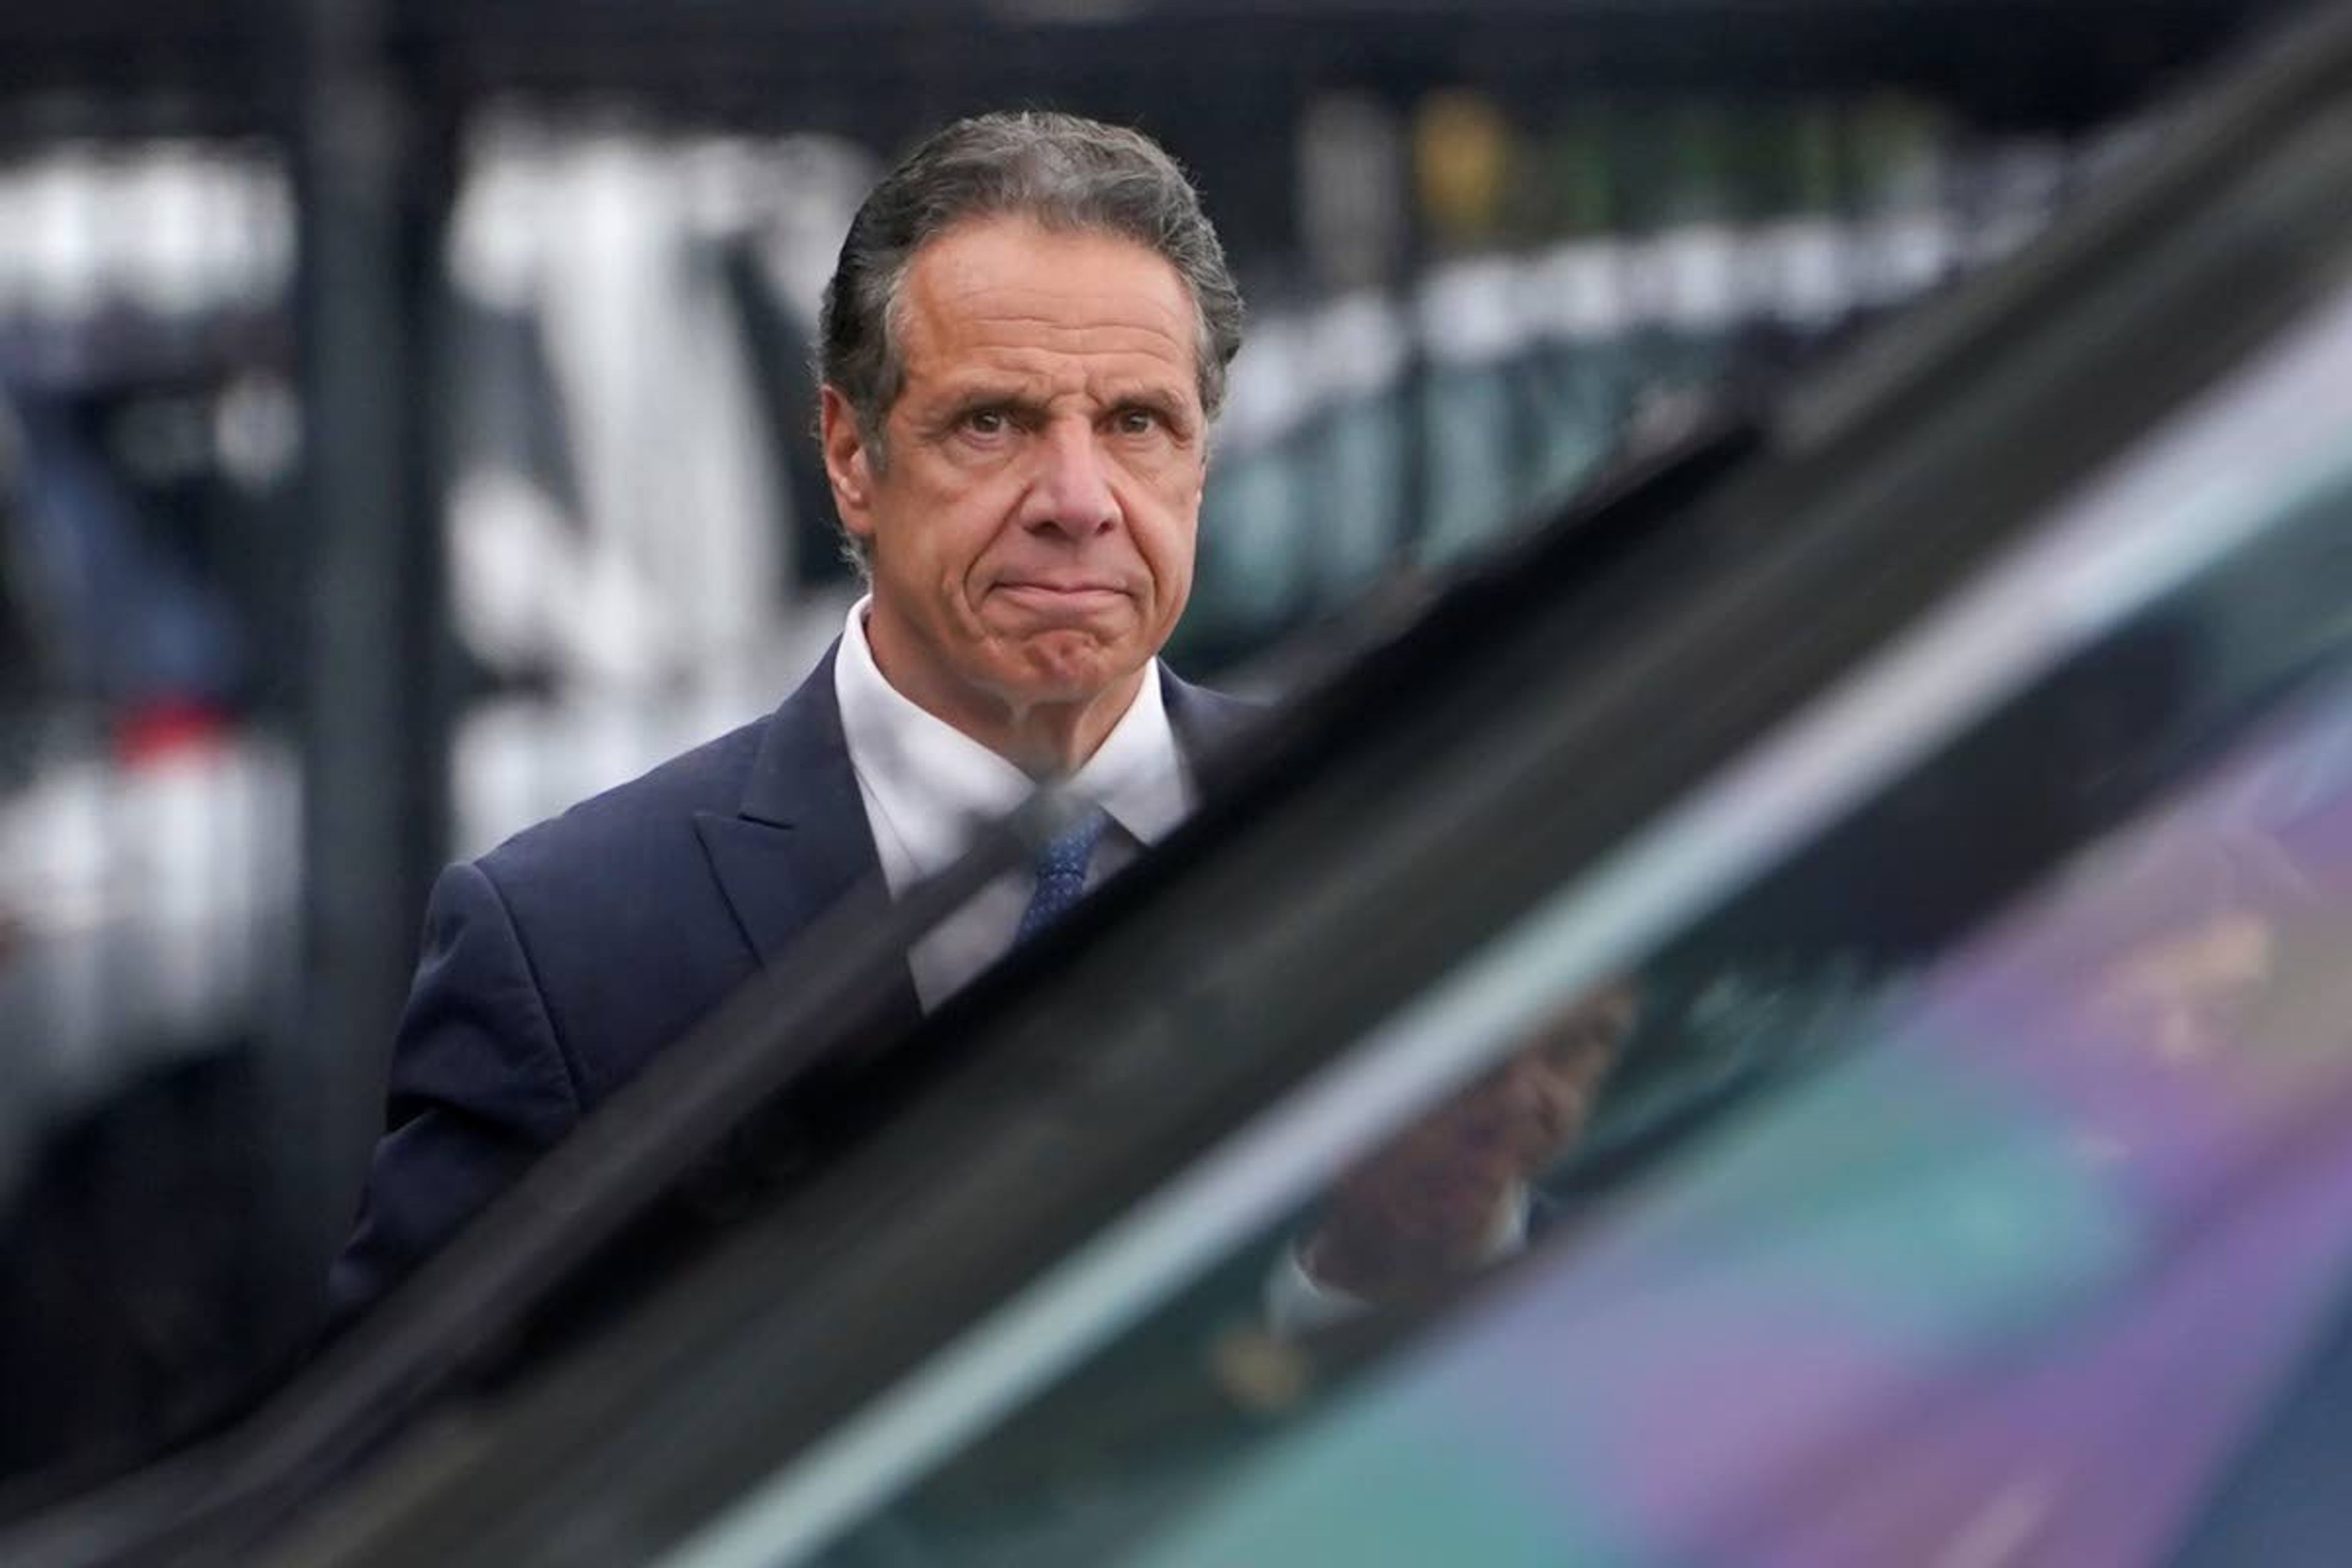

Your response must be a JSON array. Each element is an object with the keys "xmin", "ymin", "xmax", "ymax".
[
  {"xmin": 1017, "ymin": 806, "xmax": 1110, "ymax": 944},
  {"xmin": 1036, "ymin": 810, "xmax": 1107, "ymax": 876}
]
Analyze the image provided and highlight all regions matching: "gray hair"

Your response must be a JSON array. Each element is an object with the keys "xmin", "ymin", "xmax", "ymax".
[{"xmin": 819, "ymin": 110, "xmax": 1245, "ymax": 477}]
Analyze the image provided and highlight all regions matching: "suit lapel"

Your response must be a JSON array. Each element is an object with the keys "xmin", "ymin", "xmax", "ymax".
[
  {"xmin": 694, "ymin": 642, "xmax": 921, "ymax": 1033},
  {"xmin": 1161, "ymin": 666, "xmax": 1259, "ymax": 788}
]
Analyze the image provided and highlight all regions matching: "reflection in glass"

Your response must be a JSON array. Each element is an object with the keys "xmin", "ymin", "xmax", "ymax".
[{"xmin": 789, "ymin": 326, "xmax": 2352, "ymax": 1568}]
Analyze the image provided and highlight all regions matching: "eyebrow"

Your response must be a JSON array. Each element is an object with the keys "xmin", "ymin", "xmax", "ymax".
[
  {"xmin": 1101, "ymin": 382, "xmax": 1185, "ymax": 410},
  {"xmin": 924, "ymin": 385, "xmax": 1050, "ymax": 428},
  {"xmin": 1099, "ymin": 382, "xmax": 1199, "ymax": 431},
  {"xmin": 933, "ymin": 380, "xmax": 1192, "ymax": 413}
]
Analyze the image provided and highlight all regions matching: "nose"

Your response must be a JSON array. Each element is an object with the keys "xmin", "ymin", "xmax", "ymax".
[{"xmin": 1022, "ymin": 419, "xmax": 1120, "ymax": 538}]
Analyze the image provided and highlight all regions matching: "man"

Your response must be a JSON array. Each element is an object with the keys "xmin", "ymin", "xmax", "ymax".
[
  {"xmin": 332, "ymin": 111, "xmax": 1597, "ymax": 1326},
  {"xmin": 331, "ymin": 112, "xmax": 1249, "ymax": 1318}
]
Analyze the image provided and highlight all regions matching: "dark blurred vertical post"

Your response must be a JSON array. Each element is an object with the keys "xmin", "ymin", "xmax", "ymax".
[{"xmin": 278, "ymin": 0, "xmax": 458, "ymax": 1329}]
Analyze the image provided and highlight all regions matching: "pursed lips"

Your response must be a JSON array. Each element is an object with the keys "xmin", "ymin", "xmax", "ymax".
[{"xmin": 992, "ymin": 578, "xmax": 1133, "ymax": 603}]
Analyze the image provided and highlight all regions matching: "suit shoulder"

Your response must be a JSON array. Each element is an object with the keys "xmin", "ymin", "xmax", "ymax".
[
  {"xmin": 1162, "ymin": 668, "xmax": 1264, "ymax": 760},
  {"xmin": 456, "ymin": 713, "xmax": 787, "ymax": 1100},
  {"xmin": 475, "ymin": 714, "xmax": 767, "ymax": 894}
]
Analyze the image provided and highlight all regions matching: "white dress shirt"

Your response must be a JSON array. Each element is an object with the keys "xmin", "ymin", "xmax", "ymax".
[{"xmin": 833, "ymin": 595, "xmax": 1194, "ymax": 1011}]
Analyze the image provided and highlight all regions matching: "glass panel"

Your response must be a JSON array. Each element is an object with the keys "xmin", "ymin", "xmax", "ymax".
[
  {"xmin": 1134, "ymin": 644, "xmax": 2352, "ymax": 1568},
  {"xmin": 684, "ymin": 279, "xmax": 2352, "ymax": 1568}
]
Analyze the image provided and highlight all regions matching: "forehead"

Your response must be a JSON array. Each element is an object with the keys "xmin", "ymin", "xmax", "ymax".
[{"xmin": 894, "ymin": 217, "xmax": 1199, "ymax": 395}]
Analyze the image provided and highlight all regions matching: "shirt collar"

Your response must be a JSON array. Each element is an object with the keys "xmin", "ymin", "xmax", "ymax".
[{"xmin": 833, "ymin": 595, "xmax": 1191, "ymax": 881}]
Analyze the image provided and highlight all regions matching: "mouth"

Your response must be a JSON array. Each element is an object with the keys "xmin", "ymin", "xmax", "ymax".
[{"xmin": 992, "ymin": 581, "xmax": 1131, "ymax": 613}]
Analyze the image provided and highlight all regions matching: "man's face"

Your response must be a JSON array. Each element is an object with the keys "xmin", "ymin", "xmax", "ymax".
[{"xmin": 821, "ymin": 217, "xmax": 1207, "ymax": 748}]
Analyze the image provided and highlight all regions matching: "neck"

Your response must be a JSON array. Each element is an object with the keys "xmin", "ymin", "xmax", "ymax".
[{"xmin": 989, "ymin": 682, "xmax": 1144, "ymax": 780}]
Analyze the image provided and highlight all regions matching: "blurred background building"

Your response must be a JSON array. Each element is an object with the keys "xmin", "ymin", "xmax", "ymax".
[{"xmin": 0, "ymin": 0, "xmax": 2295, "ymax": 1502}]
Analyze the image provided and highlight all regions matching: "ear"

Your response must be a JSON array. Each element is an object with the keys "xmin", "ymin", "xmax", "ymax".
[{"xmin": 820, "ymin": 386, "xmax": 879, "ymax": 543}]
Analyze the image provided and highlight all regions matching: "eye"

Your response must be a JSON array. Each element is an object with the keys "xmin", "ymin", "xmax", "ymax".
[
  {"xmin": 964, "ymin": 408, "xmax": 1009, "ymax": 437},
  {"xmin": 1112, "ymin": 406, "xmax": 1164, "ymax": 437}
]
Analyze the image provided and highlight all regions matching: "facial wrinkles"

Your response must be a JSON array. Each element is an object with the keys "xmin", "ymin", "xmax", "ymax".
[
  {"xmin": 927, "ymin": 266, "xmax": 1193, "ymax": 344},
  {"xmin": 895, "ymin": 295, "xmax": 1203, "ymax": 543},
  {"xmin": 910, "ymin": 234, "xmax": 1194, "ymax": 371},
  {"xmin": 858, "ymin": 224, "xmax": 1205, "ymax": 728},
  {"xmin": 911, "ymin": 330, "xmax": 1196, "ymax": 442},
  {"xmin": 918, "ymin": 356, "xmax": 1197, "ymax": 452}
]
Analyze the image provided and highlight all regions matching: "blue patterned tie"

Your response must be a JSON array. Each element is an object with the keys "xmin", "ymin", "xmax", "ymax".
[{"xmin": 1016, "ymin": 808, "xmax": 1110, "ymax": 944}]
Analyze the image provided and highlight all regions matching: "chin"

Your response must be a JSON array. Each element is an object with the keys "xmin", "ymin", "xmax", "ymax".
[{"xmin": 1008, "ymin": 633, "xmax": 1143, "ymax": 704}]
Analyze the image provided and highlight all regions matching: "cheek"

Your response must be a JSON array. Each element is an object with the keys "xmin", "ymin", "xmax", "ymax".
[
  {"xmin": 906, "ymin": 481, "xmax": 1015, "ymax": 595},
  {"xmin": 1134, "ymin": 492, "xmax": 1201, "ymax": 603}
]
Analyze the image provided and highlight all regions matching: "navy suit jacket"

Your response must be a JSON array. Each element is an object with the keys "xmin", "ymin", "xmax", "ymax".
[{"xmin": 331, "ymin": 644, "xmax": 1251, "ymax": 1320}]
